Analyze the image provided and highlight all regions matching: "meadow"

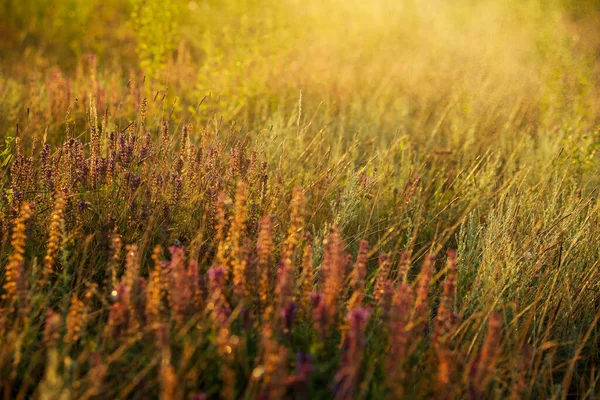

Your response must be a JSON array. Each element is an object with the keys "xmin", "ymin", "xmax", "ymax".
[{"xmin": 1, "ymin": 0, "xmax": 600, "ymax": 398}]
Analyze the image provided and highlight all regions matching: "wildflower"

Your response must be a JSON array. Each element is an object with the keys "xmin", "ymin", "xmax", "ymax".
[
  {"xmin": 412, "ymin": 253, "xmax": 435, "ymax": 334},
  {"xmin": 347, "ymin": 240, "xmax": 368, "ymax": 310},
  {"xmin": 334, "ymin": 308, "xmax": 371, "ymax": 400},
  {"xmin": 123, "ymin": 244, "xmax": 140, "ymax": 290},
  {"xmin": 158, "ymin": 329, "xmax": 178, "ymax": 400},
  {"xmin": 160, "ymin": 121, "xmax": 170, "ymax": 156},
  {"xmin": 40, "ymin": 310, "xmax": 66, "ymax": 399},
  {"xmin": 42, "ymin": 192, "xmax": 66, "ymax": 286},
  {"xmin": 433, "ymin": 251, "xmax": 459, "ymax": 385},
  {"xmin": 275, "ymin": 258, "xmax": 294, "ymax": 323},
  {"xmin": 229, "ymin": 181, "xmax": 249, "ymax": 294},
  {"xmin": 216, "ymin": 325, "xmax": 238, "ymax": 400},
  {"xmin": 139, "ymin": 131, "xmax": 152, "ymax": 160},
  {"xmin": 257, "ymin": 216, "xmax": 274, "ymax": 311},
  {"xmin": 398, "ymin": 251, "xmax": 410, "ymax": 283},
  {"xmin": 139, "ymin": 97, "xmax": 147, "ymax": 132},
  {"xmin": 469, "ymin": 313, "xmax": 503, "ymax": 399},
  {"xmin": 171, "ymin": 174, "xmax": 183, "ymax": 208},
  {"xmin": 176, "ymin": 124, "xmax": 190, "ymax": 172},
  {"xmin": 40, "ymin": 143, "xmax": 55, "ymax": 193},
  {"xmin": 510, "ymin": 344, "xmax": 533, "ymax": 400},
  {"xmin": 146, "ymin": 245, "xmax": 164, "ymax": 327},
  {"xmin": 283, "ymin": 187, "xmax": 305, "ymax": 257},
  {"xmin": 86, "ymin": 352, "xmax": 108, "ymax": 397},
  {"xmin": 107, "ymin": 285, "xmax": 129, "ymax": 339},
  {"xmin": 281, "ymin": 301, "xmax": 298, "ymax": 333},
  {"xmin": 167, "ymin": 246, "xmax": 191, "ymax": 325},
  {"xmin": 214, "ymin": 192, "xmax": 230, "ymax": 267},
  {"xmin": 373, "ymin": 253, "xmax": 390, "ymax": 307},
  {"xmin": 118, "ymin": 130, "xmax": 135, "ymax": 168},
  {"xmin": 3, "ymin": 202, "xmax": 33, "ymax": 310},
  {"xmin": 259, "ymin": 326, "xmax": 289, "ymax": 400},
  {"xmin": 386, "ymin": 282, "xmax": 414, "ymax": 397},
  {"xmin": 310, "ymin": 292, "xmax": 328, "ymax": 338},
  {"xmin": 65, "ymin": 295, "xmax": 85, "ymax": 343},
  {"xmin": 43, "ymin": 310, "xmax": 62, "ymax": 348},
  {"xmin": 208, "ymin": 266, "xmax": 231, "ymax": 324},
  {"xmin": 298, "ymin": 233, "xmax": 314, "ymax": 315},
  {"xmin": 188, "ymin": 259, "xmax": 204, "ymax": 310},
  {"xmin": 108, "ymin": 228, "xmax": 122, "ymax": 288},
  {"xmin": 320, "ymin": 226, "xmax": 348, "ymax": 333}
]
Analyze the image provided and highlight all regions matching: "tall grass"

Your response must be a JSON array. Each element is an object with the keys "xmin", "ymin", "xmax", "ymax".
[{"xmin": 1, "ymin": 0, "xmax": 600, "ymax": 398}]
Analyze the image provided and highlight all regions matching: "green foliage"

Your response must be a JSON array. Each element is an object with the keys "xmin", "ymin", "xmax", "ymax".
[
  {"xmin": 1, "ymin": 0, "xmax": 600, "ymax": 398},
  {"xmin": 130, "ymin": 0, "xmax": 182, "ymax": 79},
  {"xmin": 0, "ymin": 134, "xmax": 15, "ymax": 168}
]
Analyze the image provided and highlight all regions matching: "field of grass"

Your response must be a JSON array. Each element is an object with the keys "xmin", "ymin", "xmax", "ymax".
[{"xmin": 1, "ymin": 0, "xmax": 600, "ymax": 398}]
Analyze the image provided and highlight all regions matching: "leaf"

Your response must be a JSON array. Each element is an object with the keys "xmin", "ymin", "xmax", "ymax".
[{"xmin": 1, "ymin": 154, "xmax": 13, "ymax": 167}]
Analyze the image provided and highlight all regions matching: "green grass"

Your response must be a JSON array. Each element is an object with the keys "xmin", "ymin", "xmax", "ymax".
[{"xmin": 1, "ymin": 0, "xmax": 600, "ymax": 398}]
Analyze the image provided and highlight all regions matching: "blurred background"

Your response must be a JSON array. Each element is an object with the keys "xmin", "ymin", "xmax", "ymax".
[{"xmin": 2, "ymin": 0, "xmax": 600, "ymax": 134}]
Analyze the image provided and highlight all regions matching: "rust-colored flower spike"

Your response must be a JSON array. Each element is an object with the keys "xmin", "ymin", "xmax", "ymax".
[
  {"xmin": 387, "ymin": 282, "xmax": 415, "ymax": 398},
  {"xmin": 283, "ymin": 187, "xmax": 305, "ymax": 258},
  {"xmin": 433, "ymin": 251, "xmax": 458, "ymax": 346},
  {"xmin": 85, "ymin": 352, "xmax": 108, "ymax": 398},
  {"xmin": 43, "ymin": 310, "xmax": 62, "ymax": 348},
  {"xmin": 509, "ymin": 344, "xmax": 533, "ymax": 400},
  {"xmin": 123, "ymin": 245, "xmax": 140, "ymax": 331},
  {"xmin": 259, "ymin": 325, "xmax": 289, "ymax": 400},
  {"xmin": 274, "ymin": 257, "xmax": 293, "ymax": 330},
  {"xmin": 348, "ymin": 240, "xmax": 369, "ymax": 309},
  {"xmin": 108, "ymin": 227, "xmax": 122, "ymax": 289},
  {"xmin": 399, "ymin": 175, "xmax": 421, "ymax": 210},
  {"xmin": 207, "ymin": 266, "xmax": 231, "ymax": 325},
  {"xmin": 106, "ymin": 131, "xmax": 117, "ymax": 182},
  {"xmin": 168, "ymin": 246, "xmax": 192, "ymax": 326},
  {"xmin": 298, "ymin": 232, "xmax": 314, "ymax": 315},
  {"xmin": 373, "ymin": 253, "xmax": 390, "ymax": 308},
  {"xmin": 412, "ymin": 253, "xmax": 435, "ymax": 333},
  {"xmin": 321, "ymin": 225, "xmax": 348, "ymax": 332},
  {"xmin": 107, "ymin": 285, "xmax": 129, "ymax": 340},
  {"xmin": 334, "ymin": 308, "xmax": 371, "ymax": 400},
  {"xmin": 177, "ymin": 124, "xmax": 190, "ymax": 173},
  {"xmin": 41, "ymin": 192, "xmax": 66, "ymax": 287},
  {"xmin": 257, "ymin": 216, "xmax": 274, "ymax": 312},
  {"xmin": 10, "ymin": 138, "xmax": 34, "ymax": 197},
  {"xmin": 155, "ymin": 323, "xmax": 177, "ymax": 400},
  {"xmin": 3, "ymin": 202, "xmax": 33, "ymax": 309},
  {"xmin": 89, "ymin": 95, "xmax": 100, "ymax": 186},
  {"xmin": 123, "ymin": 245, "xmax": 140, "ymax": 293},
  {"xmin": 259, "ymin": 161, "xmax": 269, "ymax": 209},
  {"xmin": 160, "ymin": 121, "xmax": 170, "ymax": 157},
  {"xmin": 188, "ymin": 259, "xmax": 204, "ymax": 310},
  {"xmin": 433, "ymin": 251, "xmax": 458, "ymax": 393},
  {"xmin": 214, "ymin": 191, "xmax": 230, "ymax": 267},
  {"xmin": 398, "ymin": 251, "xmax": 410, "ymax": 283},
  {"xmin": 139, "ymin": 97, "xmax": 148, "ymax": 133},
  {"xmin": 40, "ymin": 143, "xmax": 55, "ymax": 194},
  {"xmin": 341, "ymin": 240, "xmax": 369, "ymax": 344},
  {"xmin": 146, "ymin": 245, "xmax": 163, "ymax": 327},
  {"xmin": 65, "ymin": 295, "xmax": 85, "ymax": 343},
  {"xmin": 239, "ymin": 238, "xmax": 253, "ymax": 300},
  {"xmin": 229, "ymin": 181, "xmax": 248, "ymax": 288},
  {"xmin": 140, "ymin": 131, "xmax": 152, "ymax": 161},
  {"xmin": 469, "ymin": 313, "xmax": 503, "ymax": 399}
]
